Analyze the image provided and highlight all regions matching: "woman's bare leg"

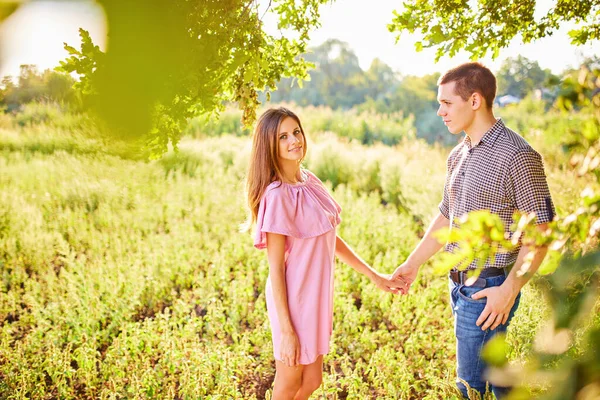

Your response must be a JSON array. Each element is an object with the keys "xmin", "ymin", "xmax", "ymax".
[
  {"xmin": 272, "ymin": 360, "xmax": 304, "ymax": 400},
  {"xmin": 294, "ymin": 356, "xmax": 323, "ymax": 400}
]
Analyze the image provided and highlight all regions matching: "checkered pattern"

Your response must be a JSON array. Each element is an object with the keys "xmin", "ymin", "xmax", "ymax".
[{"xmin": 439, "ymin": 119, "xmax": 555, "ymax": 269}]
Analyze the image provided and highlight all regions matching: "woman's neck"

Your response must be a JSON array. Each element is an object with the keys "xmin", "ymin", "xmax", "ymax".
[{"xmin": 279, "ymin": 161, "xmax": 302, "ymax": 183}]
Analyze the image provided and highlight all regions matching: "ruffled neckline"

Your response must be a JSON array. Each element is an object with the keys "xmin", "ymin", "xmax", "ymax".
[
  {"xmin": 254, "ymin": 169, "xmax": 342, "ymax": 247},
  {"xmin": 273, "ymin": 169, "xmax": 310, "ymax": 187}
]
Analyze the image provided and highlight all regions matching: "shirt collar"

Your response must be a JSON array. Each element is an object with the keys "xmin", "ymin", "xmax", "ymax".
[{"xmin": 463, "ymin": 118, "xmax": 504, "ymax": 149}]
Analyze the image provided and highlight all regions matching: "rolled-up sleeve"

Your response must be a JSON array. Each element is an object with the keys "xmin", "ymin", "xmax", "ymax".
[{"xmin": 509, "ymin": 149, "xmax": 555, "ymax": 224}]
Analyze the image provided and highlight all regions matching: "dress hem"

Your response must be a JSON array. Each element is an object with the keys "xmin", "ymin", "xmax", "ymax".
[{"xmin": 273, "ymin": 351, "xmax": 329, "ymax": 366}]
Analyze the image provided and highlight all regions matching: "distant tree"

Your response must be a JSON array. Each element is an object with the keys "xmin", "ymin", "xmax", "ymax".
[
  {"xmin": 43, "ymin": 70, "xmax": 77, "ymax": 105},
  {"xmin": 496, "ymin": 56, "xmax": 557, "ymax": 99},
  {"xmin": 316, "ymin": 39, "xmax": 366, "ymax": 107},
  {"xmin": 0, "ymin": 65, "xmax": 78, "ymax": 109},
  {"xmin": 388, "ymin": 74, "xmax": 439, "ymax": 117},
  {"xmin": 364, "ymin": 58, "xmax": 397, "ymax": 102},
  {"xmin": 0, "ymin": 76, "xmax": 17, "ymax": 109},
  {"xmin": 270, "ymin": 39, "xmax": 393, "ymax": 109},
  {"xmin": 360, "ymin": 73, "xmax": 450, "ymax": 144},
  {"xmin": 15, "ymin": 65, "xmax": 45, "ymax": 104}
]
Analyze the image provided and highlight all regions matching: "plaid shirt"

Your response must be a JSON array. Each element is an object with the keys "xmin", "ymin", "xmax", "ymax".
[{"xmin": 439, "ymin": 118, "xmax": 555, "ymax": 270}]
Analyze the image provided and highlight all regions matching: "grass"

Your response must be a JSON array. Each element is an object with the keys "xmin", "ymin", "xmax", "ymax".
[{"xmin": 0, "ymin": 106, "xmax": 597, "ymax": 399}]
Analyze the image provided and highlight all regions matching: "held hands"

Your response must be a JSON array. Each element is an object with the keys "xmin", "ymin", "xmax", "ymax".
[
  {"xmin": 390, "ymin": 262, "xmax": 419, "ymax": 295},
  {"xmin": 369, "ymin": 269, "xmax": 411, "ymax": 295},
  {"xmin": 279, "ymin": 330, "xmax": 301, "ymax": 367},
  {"xmin": 369, "ymin": 271, "xmax": 401, "ymax": 294},
  {"xmin": 472, "ymin": 284, "xmax": 519, "ymax": 331}
]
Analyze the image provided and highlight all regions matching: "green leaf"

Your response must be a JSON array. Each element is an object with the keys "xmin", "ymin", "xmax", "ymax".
[
  {"xmin": 429, "ymin": 25, "xmax": 445, "ymax": 44},
  {"xmin": 538, "ymin": 250, "xmax": 562, "ymax": 275},
  {"xmin": 434, "ymin": 251, "xmax": 467, "ymax": 274},
  {"xmin": 481, "ymin": 333, "xmax": 509, "ymax": 367},
  {"xmin": 63, "ymin": 44, "xmax": 80, "ymax": 56}
]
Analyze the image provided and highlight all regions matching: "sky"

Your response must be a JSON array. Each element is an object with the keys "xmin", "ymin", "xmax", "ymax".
[
  {"xmin": 0, "ymin": 1, "xmax": 106, "ymax": 79},
  {"xmin": 0, "ymin": 0, "xmax": 598, "ymax": 79}
]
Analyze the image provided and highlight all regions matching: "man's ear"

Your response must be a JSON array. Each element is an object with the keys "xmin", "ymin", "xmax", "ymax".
[{"xmin": 471, "ymin": 92, "xmax": 483, "ymax": 110}]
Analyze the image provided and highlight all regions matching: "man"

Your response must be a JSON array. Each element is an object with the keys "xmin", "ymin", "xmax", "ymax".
[{"xmin": 391, "ymin": 62, "xmax": 555, "ymax": 399}]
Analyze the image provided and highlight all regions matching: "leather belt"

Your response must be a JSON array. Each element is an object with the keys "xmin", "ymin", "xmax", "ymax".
[{"xmin": 449, "ymin": 268, "xmax": 506, "ymax": 288}]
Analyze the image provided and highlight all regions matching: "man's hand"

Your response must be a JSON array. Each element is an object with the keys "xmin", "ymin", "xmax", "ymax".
[
  {"xmin": 471, "ymin": 284, "xmax": 519, "ymax": 330},
  {"xmin": 391, "ymin": 262, "xmax": 419, "ymax": 294}
]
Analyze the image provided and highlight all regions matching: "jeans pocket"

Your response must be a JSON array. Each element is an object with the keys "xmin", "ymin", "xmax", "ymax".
[{"xmin": 457, "ymin": 285, "xmax": 487, "ymax": 304}]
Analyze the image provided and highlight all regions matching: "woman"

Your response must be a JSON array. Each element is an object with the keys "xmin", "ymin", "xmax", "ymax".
[{"xmin": 244, "ymin": 107, "xmax": 400, "ymax": 399}]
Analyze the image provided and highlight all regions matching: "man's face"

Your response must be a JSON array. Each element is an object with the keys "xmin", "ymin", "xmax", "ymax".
[{"xmin": 437, "ymin": 81, "xmax": 474, "ymax": 135}]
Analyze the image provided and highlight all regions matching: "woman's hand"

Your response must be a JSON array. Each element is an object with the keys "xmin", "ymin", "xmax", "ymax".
[{"xmin": 280, "ymin": 330, "xmax": 301, "ymax": 367}]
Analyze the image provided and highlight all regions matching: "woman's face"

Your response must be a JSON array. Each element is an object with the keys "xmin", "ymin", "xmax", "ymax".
[{"xmin": 277, "ymin": 116, "xmax": 304, "ymax": 163}]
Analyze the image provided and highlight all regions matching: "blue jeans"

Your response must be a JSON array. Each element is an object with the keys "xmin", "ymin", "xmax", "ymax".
[{"xmin": 449, "ymin": 274, "xmax": 521, "ymax": 399}]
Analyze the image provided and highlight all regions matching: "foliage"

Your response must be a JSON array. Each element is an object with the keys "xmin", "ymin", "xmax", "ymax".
[
  {"xmin": 57, "ymin": 29, "xmax": 103, "ymax": 99},
  {"xmin": 434, "ymin": 211, "xmax": 514, "ymax": 276},
  {"xmin": 1, "ymin": 105, "xmax": 594, "ymax": 398},
  {"xmin": 496, "ymin": 96, "xmax": 594, "ymax": 166},
  {"xmin": 56, "ymin": 0, "xmax": 331, "ymax": 156},
  {"xmin": 388, "ymin": 0, "xmax": 600, "ymax": 61}
]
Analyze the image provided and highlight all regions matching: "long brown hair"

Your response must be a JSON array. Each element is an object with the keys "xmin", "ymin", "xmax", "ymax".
[{"xmin": 242, "ymin": 107, "xmax": 307, "ymax": 231}]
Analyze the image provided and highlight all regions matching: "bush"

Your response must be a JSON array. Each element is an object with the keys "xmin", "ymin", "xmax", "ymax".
[
  {"xmin": 183, "ymin": 104, "xmax": 416, "ymax": 146},
  {"xmin": 14, "ymin": 102, "xmax": 61, "ymax": 126}
]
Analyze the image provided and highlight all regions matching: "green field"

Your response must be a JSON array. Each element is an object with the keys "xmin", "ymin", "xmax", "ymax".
[{"xmin": 0, "ymin": 106, "xmax": 597, "ymax": 399}]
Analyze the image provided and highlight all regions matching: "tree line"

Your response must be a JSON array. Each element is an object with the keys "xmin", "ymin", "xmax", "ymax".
[
  {"xmin": 1, "ymin": 39, "xmax": 591, "ymax": 146},
  {"xmin": 0, "ymin": 65, "xmax": 80, "ymax": 111}
]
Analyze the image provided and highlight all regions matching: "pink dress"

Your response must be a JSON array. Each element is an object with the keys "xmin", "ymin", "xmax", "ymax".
[{"xmin": 254, "ymin": 169, "xmax": 342, "ymax": 365}]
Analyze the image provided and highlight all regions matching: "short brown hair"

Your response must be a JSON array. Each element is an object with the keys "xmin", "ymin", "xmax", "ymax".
[{"xmin": 438, "ymin": 62, "xmax": 496, "ymax": 109}]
